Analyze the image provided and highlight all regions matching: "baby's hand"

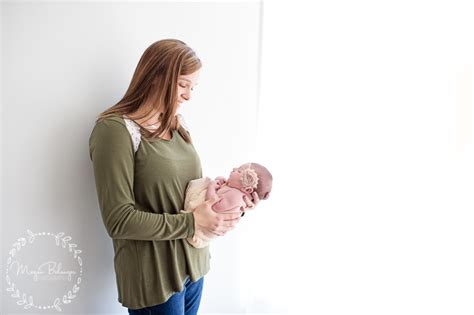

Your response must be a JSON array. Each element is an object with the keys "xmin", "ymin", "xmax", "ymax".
[{"xmin": 214, "ymin": 176, "xmax": 227, "ymax": 187}]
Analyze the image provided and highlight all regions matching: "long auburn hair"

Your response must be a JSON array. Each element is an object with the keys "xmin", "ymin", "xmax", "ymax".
[{"xmin": 95, "ymin": 39, "xmax": 202, "ymax": 144}]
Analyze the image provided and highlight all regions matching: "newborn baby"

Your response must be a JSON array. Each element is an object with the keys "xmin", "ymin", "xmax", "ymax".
[{"xmin": 181, "ymin": 162, "xmax": 272, "ymax": 248}]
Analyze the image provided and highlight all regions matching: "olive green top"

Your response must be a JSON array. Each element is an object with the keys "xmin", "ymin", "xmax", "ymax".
[{"xmin": 88, "ymin": 115, "xmax": 210, "ymax": 309}]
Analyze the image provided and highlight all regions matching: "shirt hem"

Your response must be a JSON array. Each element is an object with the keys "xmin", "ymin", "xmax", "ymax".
[{"xmin": 118, "ymin": 267, "xmax": 211, "ymax": 310}]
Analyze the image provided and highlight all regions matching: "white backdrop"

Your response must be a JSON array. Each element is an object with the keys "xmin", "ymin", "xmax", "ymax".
[
  {"xmin": 1, "ymin": 1, "xmax": 266, "ymax": 314},
  {"xmin": 256, "ymin": 0, "xmax": 474, "ymax": 314}
]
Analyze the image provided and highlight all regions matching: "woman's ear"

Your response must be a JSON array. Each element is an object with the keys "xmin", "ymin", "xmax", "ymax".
[{"xmin": 245, "ymin": 187, "xmax": 253, "ymax": 194}]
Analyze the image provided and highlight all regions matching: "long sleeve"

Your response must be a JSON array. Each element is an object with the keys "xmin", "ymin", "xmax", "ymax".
[{"xmin": 89, "ymin": 119, "xmax": 195, "ymax": 241}]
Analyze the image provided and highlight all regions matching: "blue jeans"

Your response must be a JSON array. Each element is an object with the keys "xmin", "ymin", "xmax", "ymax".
[{"xmin": 127, "ymin": 277, "xmax": 204, "ymax": 315}]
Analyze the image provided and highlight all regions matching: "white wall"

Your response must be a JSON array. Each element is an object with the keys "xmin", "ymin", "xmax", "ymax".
[{"xmin": 1, "ymin": 1, "xmax": 263, "ymax": 314}]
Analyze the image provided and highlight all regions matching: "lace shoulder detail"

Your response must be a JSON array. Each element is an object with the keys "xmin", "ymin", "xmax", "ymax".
[
  {"xmin": 122, "ymin": 115, "xmax": 141, "ymax": 153},
  {"xmin": 122, "ymin": 114, "xmax": 189, "ymax": 153}
]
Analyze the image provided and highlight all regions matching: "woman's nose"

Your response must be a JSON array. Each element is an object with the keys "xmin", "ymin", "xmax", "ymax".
[{"xmin": 182, "ymin": 90, "xmax": 191, "ymax": 101}]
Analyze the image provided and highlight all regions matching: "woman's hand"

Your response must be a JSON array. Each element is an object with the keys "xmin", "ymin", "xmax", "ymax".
[
  {"xmin": 240, "ymin": 192, "xmax": 260, "ymax": 217},
  {"xmin": 193, "ymin": 196, "xmax": 242, "ymax": 237},
  {"xmin": 243, "ymin": 192, "xmax": 260, "ymax": 211}
]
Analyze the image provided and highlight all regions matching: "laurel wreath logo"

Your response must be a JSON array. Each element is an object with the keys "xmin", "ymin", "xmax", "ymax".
[{"xmin": 5, "ymin": 229, "xmax": 83, "ymax": 312}]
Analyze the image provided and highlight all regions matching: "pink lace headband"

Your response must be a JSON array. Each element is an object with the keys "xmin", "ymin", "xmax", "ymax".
[{"xmin": 240, "ymin": 163, "xmax": 259, "ymax": 191}]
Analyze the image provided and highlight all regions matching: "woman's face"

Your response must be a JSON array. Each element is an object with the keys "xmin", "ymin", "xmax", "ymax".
[{"xmin": 177, "ymin": 70, "xmax": 200, "ymax": 109}]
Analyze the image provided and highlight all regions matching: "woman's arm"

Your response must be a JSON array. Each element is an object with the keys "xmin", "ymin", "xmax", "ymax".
[{"xmin": 89, "ymin": 119, "xmax": 194, "ymax": 241}]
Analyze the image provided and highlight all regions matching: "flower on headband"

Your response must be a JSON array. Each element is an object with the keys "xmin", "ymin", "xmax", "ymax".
[{"xmin": 240, "ymin": 166, "xmax": 259, "ymax": 191}]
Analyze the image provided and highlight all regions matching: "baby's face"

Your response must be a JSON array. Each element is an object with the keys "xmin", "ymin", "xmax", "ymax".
[{"xmin": 226, "ymin": 166, "xmax": 246, "ymax": 189}]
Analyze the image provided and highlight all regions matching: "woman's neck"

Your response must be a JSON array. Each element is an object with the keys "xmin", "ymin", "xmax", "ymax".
[{"xmin": 128, "ymin": 105, "xmax": 162, "ymax": 126}]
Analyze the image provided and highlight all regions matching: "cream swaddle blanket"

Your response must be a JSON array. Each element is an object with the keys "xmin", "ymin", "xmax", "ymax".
[{"xmin": 180, "ymin": 177, "xmax": 213, "ymax": 248}]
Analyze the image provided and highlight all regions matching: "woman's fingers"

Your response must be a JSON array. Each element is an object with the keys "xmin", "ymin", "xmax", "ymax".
[
  {"xmin": 252, "ymin": 192, "xmax": 260, "ymax": 204},
  {"xmin": 243, "ymin": 192, "xmax": 260, "ymax": 210},
  {"xmin": 213, "ymin": 225, "xmax": 236, "ymax": 236},
  {"xmin": 218, "ymin": 211, "xmax": 242, "ymax": 221},
  {"xmin": 243, "ymin": 195, "xmax": 254, "ymax": 208},
  {"xmin": 194, "ymin": 202, "xmax": 242, "ymax": 238},
  {"xmin": 211, "ymin": 214, "xmax": 241, "ymax": 235}
]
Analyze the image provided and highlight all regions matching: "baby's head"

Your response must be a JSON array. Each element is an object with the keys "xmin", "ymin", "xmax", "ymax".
[{"xmin": 227, "ymin": 162, "xmax": 273, "ymax": 200}]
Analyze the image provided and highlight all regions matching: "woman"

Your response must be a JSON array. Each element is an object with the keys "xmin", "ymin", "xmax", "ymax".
[{"xmin": 88, "ymin": 39, "xmax": 259, "ymax": 314}]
